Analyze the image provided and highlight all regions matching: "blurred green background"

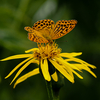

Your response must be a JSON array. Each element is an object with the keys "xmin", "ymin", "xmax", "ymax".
[{"xmin": 0, "ymin": 0, "xmax": 100, "ymax": 100}]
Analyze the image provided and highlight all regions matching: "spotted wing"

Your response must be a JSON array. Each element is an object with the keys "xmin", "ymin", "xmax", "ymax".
[
  {"xmin": 24, "ymin": 26, "xmax": 48, "ymax": 43},
  {"xmin": 32, "ymin": 19, "xmax": 55, "ymax": 38},
  {"xmin": 52, "ymin": 20, "xmax": 77, "ymax": 40}
]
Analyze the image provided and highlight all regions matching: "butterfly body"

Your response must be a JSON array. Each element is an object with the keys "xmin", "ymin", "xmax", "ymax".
[{"xmin": 24, "ymin": 19, "xmax": 77, "ymax": 43}]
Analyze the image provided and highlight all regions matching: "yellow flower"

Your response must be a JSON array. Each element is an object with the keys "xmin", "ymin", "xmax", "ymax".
[{"xmin": 1, "ymin": 42, "xmax": 97, "ymax": 88}]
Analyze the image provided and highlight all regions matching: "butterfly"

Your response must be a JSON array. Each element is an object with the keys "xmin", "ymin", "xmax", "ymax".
[{"xmin": 24, "ymin": 19, "xmax": 77, "ymax": 43}]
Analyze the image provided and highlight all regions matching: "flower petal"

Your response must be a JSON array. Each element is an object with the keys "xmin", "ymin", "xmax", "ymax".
[
  {"xmin": 62, "ymin": 65, "xmax": 74, "ymax": 79},
  {"xmin": 31, "ymin": 59, "xmax": 39, "ymax": 65},
  {"xmin": 55, "ymin": 57, "xmax": 83, "ymax": 79},
  {"xmin": 72, "ymin": 70, "xmax": 83, "ymax": 79},
  {"xmin": 51, "ymin": 71, "xmax": 58, "ymax": 82},
  {"xmin": 65, "ymin": 58, "xmax": 96, "ymax": 69},
  {"xmin": 1, "ymin": 54, "xmax": 32, "ymax": 61},
  {"xmin": 72, "ymin": 64, "xmax": 97, "ymax": 78},
  {"xmin": 13, "ymin": 68, "xmax": 39, "ymax": 88},
  {"xmin": 10, "ymin": 58, "xmax": 35, "ymax": 85},
  {"xmin": 61, "ymin": 58, "xmax": 81, "ymax": 72},
  {"xmin": 5, "ymin": 57, "xmax": 33, "ymax": 79},
  {"xmin": 60, "ymin": 52, "xmax": 82, "ymax": 58},
  {"xmin": 49, "ymin": 59, "xmax": 74, "ymax": 83},
  {"xmin": 40, "ymin": 59, "xmax": 51, "ymax": 81},
  {"xmin": 25, "ymin": 48, "xmax": 39, "ymax": 53}
]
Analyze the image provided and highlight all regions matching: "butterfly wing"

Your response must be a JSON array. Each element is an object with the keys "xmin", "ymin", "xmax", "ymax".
[
  {"xmin": 52, "ymin": 20, "xmax": 77, "ymax": 40},
  {"xmin": 28, "ymin": 32, "xmax": 49, "ymax": 43},
  {"xmin": 24, "ymin": 26, "xmax": 34, "ymax": 32},
  {"xmin": 25, "ymin": 19, "xmax": 55, "ymax": 43},
  {"xmin": 32, "ymin": 19, "xmax": 55, "ymax": 40},
  {"xmin": 24, "ymin": 26, "xmax": 48, "ymax": 43}
]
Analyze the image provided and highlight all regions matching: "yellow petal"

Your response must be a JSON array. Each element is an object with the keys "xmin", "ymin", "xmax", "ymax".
[
  {"xmin": 1, "ymin": 54, "xmax": 32, "ymax": 61},
  {"xmin": 49, "ymin": 59, "xmax": 74, "ymax": 83},
  {"xmin": 72, "ymin": 64, "xmax": 97, "ymax": 78},
  {"xmin": 10, "ymin": 58, "xmax": 35, "ymax": 85},
  {"xmin": 62, "ymin": 63, "xmax": 83, "ymax": 79},
  {"xmin": 62, "ymin": 65, "xmax": 74, "ymax": 79},
  {"xmin": 40, "ymin": 59, "xmax": 51, "ymax": 81},
  {"xmin": 5, "ymin": 57, "xmax": 33, "ymax": 79},
  {"xmin": 57, "ymin": 57, "xmax": 74, "ymax": 79},
  {"xmin": 87, "ymin": 70, "xmax": 97, "ymax": 78},
  {"xmin": 32, "ymin": 59, "xmax": 39, "ymax": 65},
  {"xmin": 62, "ymin": 59, "xmax": 82, "ymax": 72},
  {"xmin": 51, "ymin": 71, "xmax": 58, "ymax": 82},
  {"xmin": 65, "ymin": 61, "xmax": 81, "ymax": 72},
  {"xmin": 25, "ymin": 48, "xmax": 39, "ymax": 53},
  {"xmin": 55, "ymin": 57, "xmax": 83, "ymax": 79},
  {"xmin": 72, "ymin": 64, "xmax": 87, "ymax": 70},
  {"xmin": 72, "ymin": 70, "xmax": 83, "ymax": 79},
  {"xmin": 66, "ymin": 58, "xmax": 96, "ymax": 69},
  {"xmin": 56, "ymin": 57, "xmax": 80, "ymax": 73},
  {"xmin": 13, "ymin": 68, "xmax": 39, "ymax": 88},
  {"xmin": 60, "ymin": 52, "xmax": 82, "ymax": 58}
]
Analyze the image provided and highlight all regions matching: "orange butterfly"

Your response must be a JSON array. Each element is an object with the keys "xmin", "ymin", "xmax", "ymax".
[{"xmin": 24, "ymin": 19, "xmax": 77, "ymax": 43}]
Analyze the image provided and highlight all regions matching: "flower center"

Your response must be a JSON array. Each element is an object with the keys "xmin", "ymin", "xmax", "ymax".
[{"xmin": 33, "ymin": 43, "xmax": 61, "ymax": 60}]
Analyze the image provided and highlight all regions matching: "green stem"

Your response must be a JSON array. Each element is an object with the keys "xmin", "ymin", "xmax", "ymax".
[
  {"xmin": 45, "ymin": 71, "xmax": 64, "ymax": 100},
  {"xmin": 45, "ymin": 80, "xmax": 59, "ymax": 100}
]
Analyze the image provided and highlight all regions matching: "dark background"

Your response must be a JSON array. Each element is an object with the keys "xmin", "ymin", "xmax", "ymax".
[{"xmin": 0, "ymin": 0, "xmax": 99, "ymax": 100}]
